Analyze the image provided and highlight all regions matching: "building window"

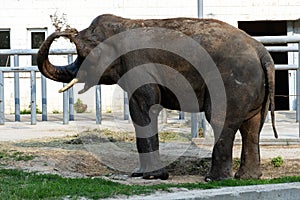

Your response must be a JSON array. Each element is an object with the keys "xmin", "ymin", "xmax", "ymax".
[
  {"xmin": 30, "ymin": 30, "xmax": 46, "ymax": 66},
  {"xmin": 0, "ymin": 30, "xmax": 10, "ymax": 66}
]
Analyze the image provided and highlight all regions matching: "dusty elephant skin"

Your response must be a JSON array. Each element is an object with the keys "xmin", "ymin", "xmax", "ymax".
[{"xmin": 37, "ymin": 14, "xmax": 277, "ymax": 181}]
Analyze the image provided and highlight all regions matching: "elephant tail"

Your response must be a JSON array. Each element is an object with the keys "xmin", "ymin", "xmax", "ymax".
[{"xmin": 259, "ymin": 48, "xmax": 278, "ymax": 138}]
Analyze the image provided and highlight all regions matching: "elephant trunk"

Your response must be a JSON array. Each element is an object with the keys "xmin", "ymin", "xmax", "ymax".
[{"xmin": 37, "ymin": 29, "xmax": 83, "ymax": 83}]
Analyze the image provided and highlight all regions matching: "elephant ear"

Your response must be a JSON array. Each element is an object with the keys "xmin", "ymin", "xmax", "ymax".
[{"xmin": 102, "ymin": 22, "xmax": 125, "ymax": 36}]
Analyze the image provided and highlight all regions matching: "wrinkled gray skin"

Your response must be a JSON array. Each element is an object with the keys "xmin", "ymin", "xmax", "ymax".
[{"xmin": 37, "ymin": 14, "xmax": 277, "ymax": 181}]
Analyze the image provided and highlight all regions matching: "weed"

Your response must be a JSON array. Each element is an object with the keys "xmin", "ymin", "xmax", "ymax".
[
  {"xmin": 74, "ymin": 98, "xmax": 87, "ymax": 113},
  {"xmin": 271, "ymin": 156, "xmax": 284, "ymax": 167},
  {"xmin": 233, "ymin": 158, "xmax": 241, "ymax": 170},
  {"xmin": 159, "ymin": 131, "xmax": 190, "ymax": 142},
  {"xmin": 0, "ymin": 150, "xmax": 35, "ymax": 161},
  {"xmin": 52, "ymin": 110, "xmax": 61, "ymax": 114},
  {"xmin": 20, "ymin": 105, "xmax": 42, "ymax": 114}
]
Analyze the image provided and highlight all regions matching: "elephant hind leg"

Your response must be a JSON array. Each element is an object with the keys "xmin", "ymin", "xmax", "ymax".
[
  {"xmin": 235, "ymin": 111, "xmax": 263, "ymax": 179},
  {"xmin": 205, "ymin": 125, "xmax": 239, "ymax": 181}
]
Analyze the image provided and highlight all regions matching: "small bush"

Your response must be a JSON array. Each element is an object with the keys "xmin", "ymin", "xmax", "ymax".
[
  {"xmin": 52, "ymin": 110, "xmax": 61, "ymax": 114},
  {"xmin": 271, "ymin": 156, "xmax": 284, "ymax": 167},
  {"xmin": 20, "ymin": 105, "xmax": 42, "ymax": 114},
  {"xmin": 0, "ymin": 150, "xmax": 35, "ymax": 161},
  {"xmin": 74, "ymin": 99, "xmax": 87, "ymax": 113},
  {"xmin": 233, "ymin": 158, "xmax": 241, "ymax": 170}
]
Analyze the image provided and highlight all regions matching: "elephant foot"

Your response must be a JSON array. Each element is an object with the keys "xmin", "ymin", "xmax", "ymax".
[
  {"xmin": 130, "ymin": 171, "xmax": 143, "ymax": 177},
  {"xmin": 204, "ymin": 173, "xmax": 232, "ymax": 182},
  {"xmin": 204, "ymin": 168, "xmax": 233, "ymax": 182},
  {"xmin": 143, "ymin": 168, "xmax": 169, "ymax": 180},
  {"xmin": 234, "ymin": 168, "xmax": 262, "ymax": 179},
  {"xmin": 131, "ymin": 168, "xmax": 169, "ymax": 180}
]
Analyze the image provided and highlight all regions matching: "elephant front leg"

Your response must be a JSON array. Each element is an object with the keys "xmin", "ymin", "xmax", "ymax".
[
  {"xmin": 128, "ymin": 87, "xmax": 169, "ymax": 180},
  {"xmin": 131, "ymin": 133, "xmax": 169, "ymax": 180}
]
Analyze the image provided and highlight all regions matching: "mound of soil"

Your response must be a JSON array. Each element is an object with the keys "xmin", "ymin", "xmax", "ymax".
[{"xmin": 0, "ymin": 132, "xmax": 299, "ymax": 185}]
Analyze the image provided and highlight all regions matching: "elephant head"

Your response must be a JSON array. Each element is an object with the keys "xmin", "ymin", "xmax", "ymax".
[{"xmin": 37, "ymin": 15, "xmax": 122, "ymax": 92}]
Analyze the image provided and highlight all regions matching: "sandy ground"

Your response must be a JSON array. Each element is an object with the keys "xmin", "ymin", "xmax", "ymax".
[{"xmin": 0, "ymin": 111, "xmax": 299, "ymax": 184}]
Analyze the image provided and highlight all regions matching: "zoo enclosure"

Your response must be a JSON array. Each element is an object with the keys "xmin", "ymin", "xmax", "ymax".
[
  {"xmin": 0, "ymin": 35, "xmax": 300, "ymax": 138},
  {"xmin": 0, "ymin": 49, "xmax": 79, "ymax": 125}
]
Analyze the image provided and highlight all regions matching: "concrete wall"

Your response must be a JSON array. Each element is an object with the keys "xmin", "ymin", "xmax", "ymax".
[
  {"xmin": 204, "ymin": 0, "xmax": 300, "ymax": 25},
  {"xmin": 1, "ymin": 0, "xmax": 299, "ymax": 114},
  {"xmin": 0, "ymin": 0, "xmax": 197, "ymax": 114}
]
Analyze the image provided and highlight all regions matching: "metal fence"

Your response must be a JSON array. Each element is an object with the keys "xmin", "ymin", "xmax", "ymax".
[
  {"xmin": 188, "ymin": 36, "xmax": 300, "ymax": 138},
  {"xmin": 255, "ymin": 36, "xmax": 300, "ymax": 138},
  {"xmin": 0, "ymin": 49, "xmax": 78, "ymax": 125},
  {"xmin": 0, "ymin": 35, "xmax": 300, "ymax": 138}
]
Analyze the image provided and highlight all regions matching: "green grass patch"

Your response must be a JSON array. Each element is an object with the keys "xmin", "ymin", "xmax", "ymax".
[
  {"xmin": 20, "ymin": 105, "xmax": 42, "ymax": 114},
  {"xmin": 159, "ymin": 131, "xmax": 191, "ymax": 142},
  {"xmin": 271, "ymin": 156, "xmax": 284, "ymax": 167},
  {"xmin": 0, "ymin": 150, "xmax": 35, "ymax": 161},
  {"xmin": 0, "ymin": 168, "xmax": 300, "ymax": 199}
]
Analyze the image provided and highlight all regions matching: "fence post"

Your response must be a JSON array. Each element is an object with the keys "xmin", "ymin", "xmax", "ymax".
[
  {"xmin": 63, "ymin": 84, "xmax": 69, "ymax": 124},
  {"xmin": 179, "ymin": 111, "xmax": 185, "ymax": 120},
  {"xmin": 161, "ymin": 109, "xmax": 167, "ymax": 124},
  {"xmin": 296, "ymin": 42, "xmax": 300, "ymax": 138},
  {"xmin": 68, "ymin": 54, "xmax": 74, "ymax": 121},
  {"xmin": 95, "ymin": 85, "xmax": 101, "ymax": 124},
  {"xmin": 191, "ymin": 113, "xmax": 198, "ymax": 138},
  {"xmin": 30, "ymin": 70, "xmax": 36, "ymax": 125},
  {"xmin": 124, "ymin": 91, "xmax": 129, "ymax": 120},
  {"xmin": 69, "ymin": 87, "xmax": 74, "ymax": 121},
  {"xmin": 0, "ymin": 71, "xmax": 4, "ymax": 125},
  {"xmin": 14, "ymin": 55, "xmax": 20, "ymax": 122},
  {"xmin": 41, "ymin": 75, "xmax": 47, "ymax": 121}
]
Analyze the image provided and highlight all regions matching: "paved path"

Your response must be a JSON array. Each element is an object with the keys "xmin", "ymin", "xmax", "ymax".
[{"xmin": 0, "ymin": 111, "xmax": 299, "ymax": 141}]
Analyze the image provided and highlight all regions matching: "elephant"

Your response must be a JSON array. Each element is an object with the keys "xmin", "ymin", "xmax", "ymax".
[{"xmin": 37, "ymin": 14, "xmax": 277, "ymax": 181}]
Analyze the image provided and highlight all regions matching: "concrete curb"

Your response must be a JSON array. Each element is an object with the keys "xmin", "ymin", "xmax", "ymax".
[
  {"xmin": 116, "ymin": 182, "xmax": 300, "ymax": 200},
  {"xmin": 193, "ymin": 138, "xmax": 300, "ymax": 146}
]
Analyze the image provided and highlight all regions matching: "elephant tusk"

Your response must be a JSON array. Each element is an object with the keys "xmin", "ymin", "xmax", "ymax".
[{"xmin": 58, "ymin": 78, "xmax": 79, "ymax": 93}]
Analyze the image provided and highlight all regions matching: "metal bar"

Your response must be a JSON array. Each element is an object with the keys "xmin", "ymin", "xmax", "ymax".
[
  {"xmin": 30, "ymin": 71, "xmax": 36, "ymax": 125},
  {"xmin": 95, "ymin": 85, "xmax": 101, "ymax": 124},
  {"xmin": 69, "ymin": 87, "xmax": 74, "ymax": 121},
  {"xmin": 200, "ymin": 112, "xmax": 208, "ymax": 137},
  {"xmin": 41, "ymin": 75, "xmax": 47, "ymax": 121},
  {"xmin": 0, "ymin": 66, "xmax": 38, "ymax": 72},
  {"xmin": 14, "ymin": 55, "xmax": 20, "ymax": 122},
  {"xmin": 254, "ymin": 36, "xmax": 300, "ymax": 44},
  {"xmin": 124, "ymin": 91, "xmax": 129, "ymax": 120},
  {"xmin": 161, "ymin": 109, "xmax": 168, "ymax": 124},
  {"xmin": 197, "ymin": 0, "xmax": 204, "ymax": 139},
  {"xmin": 275, "ymin": 64, "xmax": 298, "ymax": 70},
  {"xmin": 68, "ymin": 54, "xmax": 74, "ymax": 121},
  {"xmin": 266, "ymin": 46, "xmax": 299, "ymax": 52},
  {"xmin": 191, "ymin": 113, "xmax": 198, "ymax": 138},
  {"xmin": 63, "ymin": 84, "xmax": 69, "ymax": 124},
  {"xmin": 198, "ymin": 0, "xmax": 203, "ymax": 18},
  {"xmin": 0, "ymin": 44, "xmax": 286, "ymax": 55},
  {"xmin": 296, "ymin": 42, "xmax": 300, "ymax": 138},
  {"xmin": 179, "ymin": 111, "xmax": 184, "ymax": 120},
  {"xmin": 0, "ymin": 71, "xmax": 4, "ymax": 125},
  {"xmin": 0, "ymin": 49, "xmax": 76, "ymax": 55}
]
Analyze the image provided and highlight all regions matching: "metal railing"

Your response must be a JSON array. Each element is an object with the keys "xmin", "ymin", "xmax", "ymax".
[
  {"xmin": 190, "ymin": 36, "xmax": 300, "ymax": 138},
  {"xmin": 0, "ymin": 49, "xmax": 81, "ymax": 125},
  {"xmin": 254, "ymin": 36, "xmax": 300, "ymax": 138},
  {"xmin": 1, "ymin": 35, "xmax": 300, "ymax": 138}
]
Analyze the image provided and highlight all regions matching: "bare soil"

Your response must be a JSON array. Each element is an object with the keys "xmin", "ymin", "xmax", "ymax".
[{"xmin": 0, "ymin": 131, "xmax": 299, "ymax": 185}]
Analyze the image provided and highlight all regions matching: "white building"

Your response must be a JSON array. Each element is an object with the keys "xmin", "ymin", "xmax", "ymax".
[{"xmin": 0, "ymin": 0, "xmax": 299, "ymax": 115}]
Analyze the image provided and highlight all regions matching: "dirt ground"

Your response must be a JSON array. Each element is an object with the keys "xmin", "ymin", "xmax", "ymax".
[{"xmin": 0, "ymin": 129, "xmax": 299, "ymax": 185}]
